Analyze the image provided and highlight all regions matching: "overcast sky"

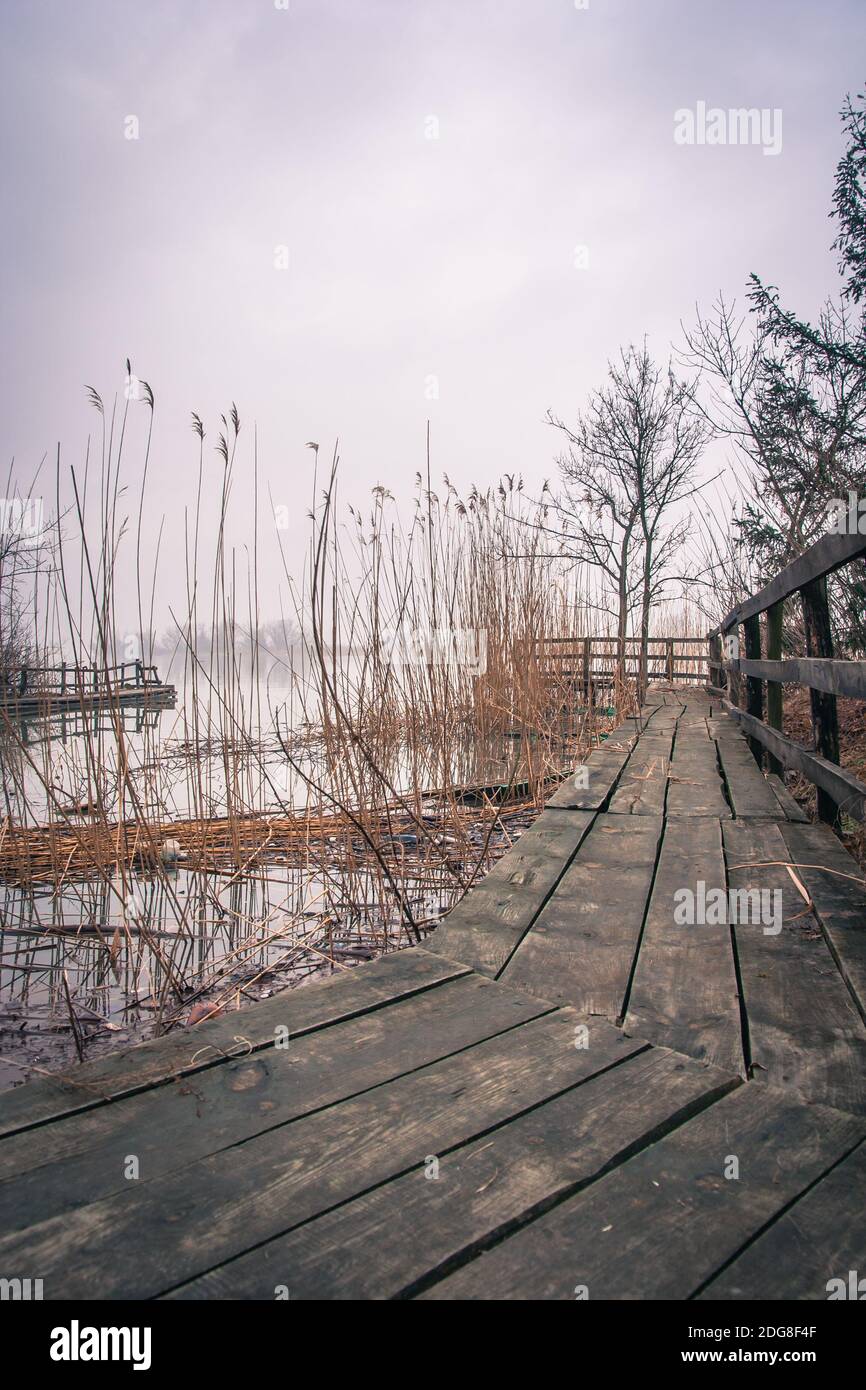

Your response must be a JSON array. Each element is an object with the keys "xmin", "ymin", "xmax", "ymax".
[{"xmin": 1, "ymin": 0, "xmax": 864, "ymax": 632}]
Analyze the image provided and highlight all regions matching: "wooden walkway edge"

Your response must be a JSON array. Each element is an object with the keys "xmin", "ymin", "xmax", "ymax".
[{"xmin": 1, "ymin": 689, "xmax": 864, "ymax": 1300}]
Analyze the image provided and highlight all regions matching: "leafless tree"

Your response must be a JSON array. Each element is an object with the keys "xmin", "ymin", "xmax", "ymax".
[{"xmin": 548, "ymin": 345, "xmax": 708, "ymax": 697}]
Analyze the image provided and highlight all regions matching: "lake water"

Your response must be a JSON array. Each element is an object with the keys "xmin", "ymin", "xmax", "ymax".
[{"xmin": 0, "ymin": 674, "xmax": 578, "ymax": 1087}]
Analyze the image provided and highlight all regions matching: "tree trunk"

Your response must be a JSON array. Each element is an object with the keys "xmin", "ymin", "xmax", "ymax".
[
  {"xmin": 639, "ymin": 540, "xmax": 652, "ymax": 703},
  {"xmin": 616, "ymin": 530, "xmax": 630, "ymax": 689}
]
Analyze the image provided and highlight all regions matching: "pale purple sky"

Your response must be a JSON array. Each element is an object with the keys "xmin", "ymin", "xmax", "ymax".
[{"xmin": 1, "ymin": 0, "xmax": 864, "ymax": 629}]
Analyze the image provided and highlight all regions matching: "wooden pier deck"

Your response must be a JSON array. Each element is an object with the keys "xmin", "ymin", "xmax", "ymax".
[
  {"xmin": 1, "ymin": 688, "xmax": 865, "ymax": 1300},
  {"xmin": 1, "ymin": 661, "xmax": 176, "ymax": 721}
]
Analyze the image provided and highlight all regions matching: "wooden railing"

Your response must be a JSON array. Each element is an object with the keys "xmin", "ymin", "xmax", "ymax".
[
  {"xmin": 4, "ymin": 662, "xmax": 164, "ymax": 698},
  {"xmin": 708, "ymin": 530, "xmax": 866, "ymax": 824},
  {"xmin": 533, "ymin": 635, "xmax": 707, "ymax": 696}
]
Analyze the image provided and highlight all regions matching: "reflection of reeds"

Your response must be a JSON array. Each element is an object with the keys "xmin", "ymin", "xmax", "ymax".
[{"xmin": 0, "ymin": 391, "xmax": 700, "ymax": 1079}]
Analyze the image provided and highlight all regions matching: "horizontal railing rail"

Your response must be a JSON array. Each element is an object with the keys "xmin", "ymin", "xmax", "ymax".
[
  {"xmin": 2, "ymin": 662, "xmax": 170, "ymax": 700},
  {"xmin": 531, "ymin": 635, "xmax": 707, "ymax": 692},
  {"xmin": 713, "ymin": 531, "xmax": 866, "ymax": 635}
]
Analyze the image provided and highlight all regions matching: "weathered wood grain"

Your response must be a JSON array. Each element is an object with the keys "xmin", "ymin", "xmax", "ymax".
[
  {"xmin": 0, "ymin": 973, "xmax": 551, "ymax": 1233},
  {"xmin": 608, "ymin": 730, "xmax": 673, "ymax": 816},
  {"xmin": 500, "ymin": 814, "xmax": 663, "ymax": 1017},
  {"xmin": 0, "ymin": 1010, "xmax": 644, "ymax": 1299},
  {"xmin": 170, "ymin": 1046, "xmax": 737, "ymax": 1300},
  {"xmin": 699, "ymin": 1139, "xmax": 866, "ymax": 1300},
  {"xmin": 714, "ymin": 733, "xmax": 782, "ymax": 820},
  {"xmin": 428, "ymin": 810, "xmax": 595, "ymax": 975},
  {"xmin": 666, "ymin": 734, "xmax": 730, "ymax": 818},
  {"xmin": 625, "ymin": 818, "xmax": 743, "ymax": 1074},
  {"xmin": 723, "ymin": 705, "xmax": 866, "ymax": 824},
  {"xmin": 545, "ymin": 742, "xmax": 635, "ymax": 809},
  {"xmin": 420, "ymin": 1087, "xmax": 865, "ymax": 1300},
  {"xmin": 766, "ymin": 773, "xmax": 809, "ymax": 822},
  {"xmin": 778, "ymin": 820, "xmax": 866, "ymax": 1023},
  {"xmin": 0, "ymin": 947, "xmax": 469, "ymax": 1140},
  {"xmin": 723, "ymin": 820, "xmax": 866, "ymax": 1114},
  {"xmin": 735, "ymin": 656, "xmax": 866, "ymax": 702}
]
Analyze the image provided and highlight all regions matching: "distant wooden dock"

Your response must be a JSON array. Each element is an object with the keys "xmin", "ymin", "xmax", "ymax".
[
  {"xmin": 1, "ymin": 661, "xmax": 176, "ymax": 720},
  {"xmin": 0, "ymin": 684, "xmax": 863, "ymax": 1299}
]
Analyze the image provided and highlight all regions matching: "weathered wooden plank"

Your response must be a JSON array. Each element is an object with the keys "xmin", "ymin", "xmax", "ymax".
[
  {"xmin": 170, "ymin": 1046, "xmax": 737, "ymax": 1300},
  {"xmin": 699, "ymin": 1139, "xmax": 866, "ymax": 1300},
  {"xmin": 723, "ymin": 820, "xmax": 866, "ymax": 1114},
  {"xmin": 666, "ymin": 734, "xmax": 730, "ymax": 818},
  {"xmin": 0, "ymin": 973, "xmax": 551, "ymax": 1233},
  {"xmin": 608, "ymin": 730, "xmax": 673, "ymax": 816},
  {"xmin": 545, "ymin": 741, "xmax": 635, "ymax": 810},
  {"xmin": 714, "ymin": 732, "xmax": 782, "ymax": 820},
  {"xmin": 639, "ymin": 708, "xmax": 680, "ymax": 729},
  {"xmin": 428, "ymin": 810, "xmax": 595, "ymax": 976},
  {"xmin": 500, "ymin": 815, "xmax": 663, "ymax": 1017},
  {"xmin": 420, "ymin": 1086, "xmax": 865, "ymax": 1300},
  {"xmin": 712, "ymin": 713, "xmax": 746, "ymax": 741},
  {"xmin": 0, "ymin": 1010, "xmax": 645, "ymax": 1299},
  {"xmin": 777, "ymin": 820, "xmax": 866, "ymax": 1023},
  {"xmin": 625, "ymin": 818, "xmax": 743, "ymax": 1074},
  {"xmin": 0, "ymin": 947, "xmax": 469, "ymax": 1141},
  {"xmin": 675, "ymin": 715, "xmax": 711, "ymax": 739},
  {"xmin": 766, "ymin": 772, "xmax": 808, "ymax": 822}
]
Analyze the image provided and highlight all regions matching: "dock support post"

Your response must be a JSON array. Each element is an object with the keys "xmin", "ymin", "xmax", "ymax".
[
  {"xmin": 708, "ymin": 632, "xmax": 723, "ymax": 691},
  {"xmin": 725, "ymin": 626, "xmax": 742, "ymax": 710},
  {"xmin": 800, "ymin": 577, "xmax": 840, "ymax": 824},
  {"xmin": 766, "ymin": 601, "xmax": 784, "ymax": 775},
  {"xmin": 743, "ymin": 614, "xmax": 764, "ymax": 765}
]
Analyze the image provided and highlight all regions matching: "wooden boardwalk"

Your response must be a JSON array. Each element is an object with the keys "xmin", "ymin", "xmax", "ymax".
[
  {"xmin": 1, "ymin": 661, "xmax": 176, "ymax": 720},
  {"xmin": 1, "ymin": 689, "xmax": 865, "ymax": 1300}
]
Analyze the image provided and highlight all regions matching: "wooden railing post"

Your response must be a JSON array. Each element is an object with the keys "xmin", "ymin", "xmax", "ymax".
[
  {"xmin": 800, "ymin": 577, "xmax": 840, "ymax": 823},
  {"xmin": 766, "ymin": 601, "xmax": 784, "ymax": 775},
  {"xmin": 725, "ymin": 626, "xmax": 742, "ymax": 709},
  {"xmin": 582, "ymin": 636, "xmax": 591, "ymax": 704},
  {"xmin": 708, "ymin": 632, "xmax": 722, "ymax": 690},
  {"xmin": 743, "ymin": 614, "xmax": 764, "ymax": 764},
  {"xmin": 665, "ymin": 638, "xmax": 674, "ymax": 684}
]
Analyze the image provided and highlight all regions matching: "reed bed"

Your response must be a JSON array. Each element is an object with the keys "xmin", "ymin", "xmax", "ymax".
[
  {"xmin": 0, "ymin": 390, "xmax": 700, "ymax": 1081},
  {"xmin": 0, "ymin": 797, "xmax": 543, "ymax": 886}
]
